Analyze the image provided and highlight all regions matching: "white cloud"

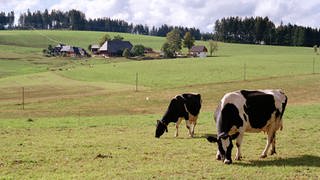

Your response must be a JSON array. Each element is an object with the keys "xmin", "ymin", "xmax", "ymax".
[{"xmin": 1, "ymin": 0, "xmax": 319, "ymax": 32}]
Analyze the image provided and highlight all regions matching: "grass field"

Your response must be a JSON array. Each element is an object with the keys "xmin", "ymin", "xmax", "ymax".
[{"xmin": 0, "ymin": 30, "xmax": 320, "ymax": 179}]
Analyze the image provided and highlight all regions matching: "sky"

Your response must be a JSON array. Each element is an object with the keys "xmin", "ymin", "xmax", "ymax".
[{"xmin": 1, "ymin": 0, "xmax": 320, "ymax": 32}]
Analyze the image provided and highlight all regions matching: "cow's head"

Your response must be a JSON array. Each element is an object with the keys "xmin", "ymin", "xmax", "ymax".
[
  {"xmin": 155, "ymin": 120, "xmax": 168, "ymax": 138},
  {"xmin": 207, "ymin": 132, "xmax": 238, "ymax": 164}
]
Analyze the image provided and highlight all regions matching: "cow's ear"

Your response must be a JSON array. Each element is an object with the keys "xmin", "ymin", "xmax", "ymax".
[
  {"xmin": 156, "ymin": 120, "xmax": 160, "ymax": 126},
  {"xmin": 165, "ymin": 126, "xmax": 168, "ymax": 132},
  {"xmin": 230, "ymin": 132, "xmax": 240, "ymax": 140},
  {"xmin": 207, "ymin": 135, "xmax": 218, "ymax": 143}
]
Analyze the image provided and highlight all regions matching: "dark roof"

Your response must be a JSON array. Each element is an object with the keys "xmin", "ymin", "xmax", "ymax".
[
  {"xmin": 60, "ymin": 46, "xmax": 87, "ymax": 56},
  {"xmin": 99, "ymin": 40, "xmax": 133, "ymax": 53},
  {"xmin": 190, "ymin": 45, "xmax": 208, "ymax": 52}
]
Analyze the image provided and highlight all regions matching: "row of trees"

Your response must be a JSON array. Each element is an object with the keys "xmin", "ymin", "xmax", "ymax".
[
  {"xmin": 15, "ymin": 9, "xmax": 202, "ymax": 40},
  {"xmin": 162, "ymin": 29, "xmax": 218, "ymax": 58},
  {"xmin": 3, "ymin": 9, "xmax": 320, "ymax": 47},
  {"xmin": 214, "ymin": 16, "xmax": 320, "ymax": 47},
  {"xmin": 0, "ymin": 11, "xmax": 14, "ymax": 30}
]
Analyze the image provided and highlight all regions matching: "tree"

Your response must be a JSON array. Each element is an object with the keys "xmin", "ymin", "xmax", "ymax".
[
  {"xmin": 122, "ymin": 48, "xmax": 130, "ymax": 58},
  {"xmin": 113, "ymin": 35, "xmax": 124, "ymax": 40},
  {"xmin": 68, "ymin": 9, "xmax": 86, "ymax": 30},
  {"xmin": 161, "ymin": 28, "xmax": 182, "ymax": 58},
  {"xmin": 208, "ymin": 40, "xmax": 218, "ymax": 56},
  {"xmin": 99, "ymin": 34, "xmax": 111, "ymax": 46},
  {"xmin": 131, "ymin": 45, "xmax": 145, "ymax": 56},
  {"xmin": 161, "ymin": 42, "xmax": 175, "ymax": 58},
  {"xmin": 313, "ymin": 45, "xmax": 318, "ymax": 54},
  {"xmin": 42, "ymin": 9, "xmax": 50, "ymax": 29},
  {"xmin": 183, "ymin": 32, "xmax": 195, "ymax": 53}
]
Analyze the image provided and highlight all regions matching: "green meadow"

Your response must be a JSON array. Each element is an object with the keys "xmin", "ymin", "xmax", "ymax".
[{"xmin": 0, "ymin": 30, "xmax": 319, "ymax": 179}]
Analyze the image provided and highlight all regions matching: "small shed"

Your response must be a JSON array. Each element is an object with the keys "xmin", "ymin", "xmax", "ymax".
[
  {"xmin": 190, "ymin": 45, "xmax": 208, "ymax": 58},
  {"xmin": 90, "ymin": 44, "xmax": 100, "ymax": 54}
]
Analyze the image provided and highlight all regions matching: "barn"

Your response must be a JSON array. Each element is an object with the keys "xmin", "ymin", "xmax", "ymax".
[{"xmin": 99, "ymin": 40, "xmax": 133, "ymax": 56}]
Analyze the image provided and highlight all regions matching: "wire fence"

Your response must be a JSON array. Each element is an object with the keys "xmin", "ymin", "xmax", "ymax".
[{"xmin": 0, "ymin": 57, "xmax": 319, "ymax": 118}]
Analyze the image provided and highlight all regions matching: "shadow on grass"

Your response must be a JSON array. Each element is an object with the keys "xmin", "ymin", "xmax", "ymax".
[
  {"xmin": 193, "ymin": 133, "xmax": 215, "ymax": 139},
  {"xmin": 161, "ymin": 133, "xmax": 213, "ymax": 139},
  {"xmin": 234, "ymin": 155, "xmax": 320, "ymax": 167}
]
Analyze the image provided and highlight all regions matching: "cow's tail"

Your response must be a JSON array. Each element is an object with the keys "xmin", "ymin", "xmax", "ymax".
[{"xmin": 280, "ymin": 94, "xmax": 288, "ymax": 131}]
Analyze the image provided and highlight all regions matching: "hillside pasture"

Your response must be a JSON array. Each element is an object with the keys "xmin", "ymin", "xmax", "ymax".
[
  {"xmin": 0, "ymin": 30, "xmax": 165, "ymax": 50},
  {"xmin": 0, "ymin": 30, "xmax": 320, "ymax": 179}
]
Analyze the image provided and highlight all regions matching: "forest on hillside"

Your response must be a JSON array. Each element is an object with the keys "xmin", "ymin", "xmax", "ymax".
[
  {"xmin": 1, "ymin": 9, "xmax": 320, "ymax": 46},
  {"xmin": 214, "ymin": 16, "xmax": 320, "ymax": 47}
]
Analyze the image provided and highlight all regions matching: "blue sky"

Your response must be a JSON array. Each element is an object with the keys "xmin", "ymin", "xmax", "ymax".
[{"xmin": 1, "ymin": 0, "xmax": 320, "ymax": 32}]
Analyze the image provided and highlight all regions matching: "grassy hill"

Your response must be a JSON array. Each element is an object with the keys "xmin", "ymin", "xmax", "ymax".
[
  {"xmin": 0, "ymin": 30, "xmax": 320, "ymax": 179},
  {"xmin": 0, "ymin": 30, "xmax": 319, "ymax": 116},
  {"xmin": 0, "ymin": 30, "xmax": 165, "ymax": 49}
]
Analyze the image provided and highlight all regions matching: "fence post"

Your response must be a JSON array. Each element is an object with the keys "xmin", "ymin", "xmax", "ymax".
[
  {"xmin": 135, "ymin": 72, "xmax": 138, "ymax": 92},
  {"xmin": 22, "ymin": 87, "xmax": 25, "ymax": 110},
  {"xmin": 313, "ymin": 57, "xmax": 315, "ymax": 74},
  {"xmin": 243, "ymin": 63, "xmax": 247, "ymax": 81}
]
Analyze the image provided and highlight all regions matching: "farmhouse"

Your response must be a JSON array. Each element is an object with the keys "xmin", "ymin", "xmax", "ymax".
[
  {"xmin": 99, "ymin": 40, "xmax": 133, "ymax": 56},
  {"xmin": 190, "ymin": 45, "xmax": 208, "ymax": 58},
  {"xmin": 60, "ymin": 45, "xmax": 89, "ymax": 57}
]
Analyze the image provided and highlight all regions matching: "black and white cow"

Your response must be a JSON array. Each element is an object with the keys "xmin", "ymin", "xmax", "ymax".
[
  {"xmin": 207, "ymin": 89, "xmax": 287, "ymax": 164},
  {"xmin": 155, "ymin": 93, "xmax": 202, "ymax": 138}
]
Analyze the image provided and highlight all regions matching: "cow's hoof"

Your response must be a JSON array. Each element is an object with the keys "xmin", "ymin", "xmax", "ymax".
[
  {"xmin": 224, "ymin": 159, "xmax": 232, "ymax": 164},
  {"xmin": 235, "ymin": 156, "xmax": 242, "ymax": 161},
  {"xmin": 216, "ymin": 154, "xmax": 222, "ymax": 160},
  {"xmin": 270, "ymin": 151, "xmax": 276, "ymax": 155},
  {"xmin": 260, "ymin": 154, "xmax": 267, "ymax": 158}
]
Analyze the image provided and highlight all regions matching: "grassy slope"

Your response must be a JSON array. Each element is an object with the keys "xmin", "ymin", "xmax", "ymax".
[
  {"xmin": 59, "ymin": 55, "xmax": 317, "ymax": 88},
  {"xmin": 0, "ymin": 30, "xmax": 165, "ymax": 50},
  {"xmin": 0, "ymin": 30, "xmax": 320, "ymax": 179}
]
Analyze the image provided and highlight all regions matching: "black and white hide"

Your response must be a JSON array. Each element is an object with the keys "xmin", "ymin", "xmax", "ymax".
[
  {"xmin": 155, "ymin": 93, "xmax": 202, "ymax": 138},
  {"xmin": 207, "ymin": 89, "xmax": 287, "ymax": 164}
]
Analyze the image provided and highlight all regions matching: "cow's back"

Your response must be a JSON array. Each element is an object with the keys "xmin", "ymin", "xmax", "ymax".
[
  {"xmin": 182, "ymin": 93, "xmax": 201, "ymax": 116},
  {"xmin": 216, "ymin": 89, "xmax": 287, "ymax": 133}
]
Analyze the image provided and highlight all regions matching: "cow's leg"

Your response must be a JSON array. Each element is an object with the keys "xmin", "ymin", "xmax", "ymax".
[
  {"xmin": 235, "ymin": 133, "xmax": 244, "ymax": 160},
  {"xmin": 188, "ymin": 115, "xmax": 198, "ymax": 138},
  {"xmin": 270, "ymin": 133, "xmax": 276, "ymax": 155},
  {"xmin": 175, "ymin": 118, "xmax": 183, "ymax": 137},
  {"xmin": 261, "ymin": 130, "xmax": 276, "ymax": 158},
  {"xmin": 216, "ymin": 150, "xmax": 221, "ymax": 160}
]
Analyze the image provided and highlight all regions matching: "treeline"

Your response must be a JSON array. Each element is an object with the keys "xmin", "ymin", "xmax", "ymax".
[
  {"xmin": 0, "ymin": 11, "xmax": 14, "ymax": 29},
  {"xmin": 2, "ymin": 9, "xmax": 319, "ymax": 47},
  {"xmin": 10, "ymin": 9, "xmax": 202, "ymax": 40},
  {"xmin": 214, "ymin": 16, "xmax": 320, "ymax": 47}
]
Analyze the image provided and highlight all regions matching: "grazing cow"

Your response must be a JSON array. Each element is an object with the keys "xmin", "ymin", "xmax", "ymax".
[
  {"xmin": 207, "ymin": 89, "xmax": 287, "ymax": 164},
  {"xmin": 155, "ymin": 93, "xmax": 202, "ymax": 138}
]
